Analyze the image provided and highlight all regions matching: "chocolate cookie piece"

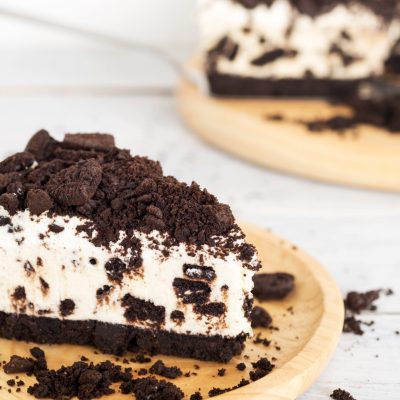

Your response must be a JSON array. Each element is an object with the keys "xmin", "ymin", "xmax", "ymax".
[
  {"xmin": 59, "ymin": 299, "xmax": 75, "ymax": 317},
  {"xmin": 4, "ymin": 355, "xmax": 35, "ymax": 374},
  {"xmin": 330, "ymin": 388, "xmax": 357, "ymax": 400},
  {"xmin": 344, "ymin": 290, "xmax": 380, "ymax": 314},
  {"xmin": 0, "ymin": 152, "xmax": 35, "ymax": 174},
  {"xmin": 26, "ymin": 189, "xmax": 53, "ymax": 215},
  {"xmin": 251, "ymin": 306, "xmax": 272, "ymax": 328},
  {"xmin": 47, "ymin": 159, "xmax": 102, "ymax": 206},
  {"xmin": 132, "ymin": 378, "xmax": 184, "ymax": 400},
  {"xmin": 0, "ymin": 193, "xmax": 19, "ymax": 215},
  {"xmin": 253, "ymin": 273, "xmax": 295, "ymax": 301},
  {"xmin": 25, "ymin": 130, "xmax": 58, "ymax": 161},
  {"xmin": 149, "ymin": 360, "xmax": 182, "ymax": 379},
  {"xmin": 63, "ymin": 133, "xmax": 115, "ymax": 151}
]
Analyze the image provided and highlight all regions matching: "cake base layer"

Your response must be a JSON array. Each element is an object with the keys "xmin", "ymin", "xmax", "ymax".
[
  {"xmin": 207, "ymin": 73, "xmax": 365, "ymax": 98},
  {"xmin": 0, "ymin": 312, "xmax": 246, "ymax": 362}
]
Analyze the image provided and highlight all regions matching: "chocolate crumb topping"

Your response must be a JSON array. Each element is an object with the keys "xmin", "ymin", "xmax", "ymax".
[
  {"xmin": 250, "ymin": 357, "xmax": 274, "ymax": 381},
  {"xmin": 26, "ymin": 189, "xmax": 53, "ymax": 216},
  {"xmin": 0, "ymin": 132, "xmax": 259, "ymax": 269},
  {"xmin": 190, "ymin": 392, "xmax": 203, "ymax": 400}
]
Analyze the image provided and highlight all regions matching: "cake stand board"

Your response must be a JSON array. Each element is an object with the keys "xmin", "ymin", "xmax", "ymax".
[
  {"xmin": 177, "ymin": 78, "xmax": 400, "ymax": 192},
  {"xmin": 0, "ymin": 223, "xmax": 344, "ymax": 400}
]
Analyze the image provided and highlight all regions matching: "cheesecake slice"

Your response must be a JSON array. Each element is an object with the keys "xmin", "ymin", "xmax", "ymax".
[
  {"xmin": 198, "ymin": 0, "xmax": 400, "ymax": 97},
  {"xmin": 0, "ymin": 131, "xmax": 260, "ymax": 362}
]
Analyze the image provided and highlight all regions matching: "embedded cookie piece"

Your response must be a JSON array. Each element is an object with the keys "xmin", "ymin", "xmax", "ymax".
[
  {"xmin": 198, "ymin": 0, "xmax": 400, "ymax": 96},
  {"xmin": 0, "ymin": 131, "xmax": 261, "ymax": 362}
]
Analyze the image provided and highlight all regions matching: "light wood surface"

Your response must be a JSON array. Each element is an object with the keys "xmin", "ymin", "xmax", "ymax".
[
  {"xmin": 177, "ymin": 78, "xmax": 400, "ymax": 192},
  {"xmin": 0, "ymin": 224, "xmax": 344, "ymax": 400}
]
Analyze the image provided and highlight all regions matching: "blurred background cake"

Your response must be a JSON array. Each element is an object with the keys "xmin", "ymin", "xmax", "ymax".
[{"xmin": 198, "ymin": 0, "xmax": 400, "ymax": 97}]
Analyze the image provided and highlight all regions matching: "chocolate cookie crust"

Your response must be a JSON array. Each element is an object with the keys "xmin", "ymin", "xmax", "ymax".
[{"xmin": 0, "ymin": 311, "xmax": 246, "ymax": 362}]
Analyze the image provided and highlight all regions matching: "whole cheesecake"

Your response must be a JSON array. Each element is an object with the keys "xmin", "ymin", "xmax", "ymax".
[
  {"xmin": 0, "ymin": 131, "xmax": 260, "ymax": 362},
  {"xmin": 198, "ymin": 0, "xmax": 400, "ymax": 97}
]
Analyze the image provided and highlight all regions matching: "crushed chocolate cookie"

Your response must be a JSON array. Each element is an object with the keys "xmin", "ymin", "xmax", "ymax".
[
  {"xmin": 250, "ymin": 357, "xmax": 274, "ymax": 381},
  {"xmin": 251, "ymin": 306, "xmax": 272, "ymax": 328},
  {"xmin": 149, "ymin": 360, "xmax": 182, "ymax": 379},
  {"xmin": 26, "ymin": 189, "xmax": 53, "ymax": 215},
  {"xmin": 0, "ymin": 193, "xmax": 19, "ymax": 215},
  {"xmin": 253, "ymin": 333, "xmax": 271, "ymax": 347},
  {"xmin": 190, "ymin": 392, "xmax": 203, "ymax": 400},
  {"xmin": 48, "ymin": 223, "xmax": 64, "ymax": 233},
  {"xmin": 12, "ymin": 286, "xmax": 26, "ymax": 301},
  {"xmin": 131, "ymin": 378, "xmax": 184, "ymax": 400},
  {"xmin": 131, "ymin": 354, "xmax": 151, "ymax": 364},
  {"xmin": 59, "ymin": 299, "xmax": 75, "ymax": 317},
  {"xmin": 63, "ymin": 133, "xmax": 115, "ymax": 151},
  {"xmin": 344, "ymin": 290, "xmax": 380, "ymax": 314},
  {"xmin": 4, "ymin": 356, "xmax": 35, "ymax": 374},
  {"xmin": 173, "ymin": 278, "xmax": 211, "ymax": 304},
  {"xmin": 208, "ymin": 378, "xmax": 250, "ymax": 397},
  {"xmin": 236, "ymin": 362, "xmax": 246, "ymax": 371},
  {"xmin": 253, "ymin": 273, "xmax": 295, "ymax": 301},
  {"xmin": 331, "ymin": 388, "xmax": 357, "ymax": 400},
  {"xmin": 122, "ymin": 295, "xmax": 165, "ymax": 325},
  {"xmin": 217, "ymin": 368, "xmax": 226, "ymax": 377},
  {"xmin": 170, "ymin": 310, "xmax": 185, "ymax": 323},
  {"xmin": 183, "ymin": 264, "xmax": 216, "ymax": 281}
]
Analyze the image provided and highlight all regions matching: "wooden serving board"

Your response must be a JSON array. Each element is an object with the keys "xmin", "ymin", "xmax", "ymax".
[
  {"xmin": 0, "ymin": 224, "xmax": 344, "ymax": 400},
  {"xmin": 177, "ymin": 78, "xmax": 400, "ymax": 192}
]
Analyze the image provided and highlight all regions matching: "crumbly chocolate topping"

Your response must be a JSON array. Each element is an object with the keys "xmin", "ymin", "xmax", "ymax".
[
  {"xmin": 0, "ymin": 131, "xmax": 257, "ymax": 266},
  {"xmin": 249, "ymin": 357, "xmax": 274, "ymax": 381},
  {"xmin": 208, "ymin": 378, "xmax": 249, "ymax": 397},
  {"xmin": 234, "ymin": 0, "xmax": 400, "ymax": 20}
]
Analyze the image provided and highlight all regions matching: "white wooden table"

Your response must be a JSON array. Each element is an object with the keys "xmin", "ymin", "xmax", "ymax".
[{"xmin": 0, "ymin": 44, "xmax": 399, "ymax": 399}]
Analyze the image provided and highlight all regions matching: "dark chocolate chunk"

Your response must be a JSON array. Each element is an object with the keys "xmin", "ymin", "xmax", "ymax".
[
  {"xmin": 48, "ymin": 223, "xmax": 64, "ymax": 233},
  {"xmin": 253, "ymin": 273, "xmax": 295, "ymax": 301},
  {"xmin": 132, "ymin": 378, "xmax": 184, "ymax": 400},
  {"xmin": 183, "ymin": 264, "xmax": 216, "ymax": 281},
  {"xmin": 47, "ymin": 159, "xmax": 102, "ymax": 206},
  {"xmin": 251, "ymin": 306, "xmax": 272, "ymax": 328},
  {"xmin": 25, "ymin": 130, "xmax": 58, "ymax": 161},
  {"xmin": 105, "ymin": 258, "xmax": 127, "ymax": 282},
  {"xmin": 26, "ymin": 189, "xmax": 53, "ymax": 215},
  {"xmin": 121, "ymin": 294, "xmax": 165, "ymax": 324},
  {"xmin": 0, "ymin": 193, "xmax": 19, "ymax": 215},
  {"xmin": 194, "ymin": 302, "xmax": 226, "ymax": 317},
  {"xmin": 331, "ymin": 388, "xmax": 357, "ymax": 400},
  {"xmin": 0, "ymin": 152, "xmax": 35, "ymax": 174},
  {"xmin": 251, "ymin": 48, "xmax": 297, "ymax": 66},
  {"xmin": 59, "ymin": 299, "xmax": 75, "ymax": 317},
  {"xmin": 63, "ymin": 133, "xmax": 115, "ymax": 151},
  {"xmin": 170, "ymin": 310, "xmax": 185, "ymax": 323},
  {"xmin": 39, "ymin": 277, "xmax": 49, "ymax": 294},
  {"xmin": 149, "ymin": 360, "xmax": 182, "ymax": 379},
  {"xmin": 173, "ymin": 278, "xmax": 211, "ymax": 304},
  {"xmin": 4, "ymin": 355, "xmax": 34, "ymax": 374},
  {"xmin": 12, "ymin": 286, "xmax": 26, "ymax": 300}
]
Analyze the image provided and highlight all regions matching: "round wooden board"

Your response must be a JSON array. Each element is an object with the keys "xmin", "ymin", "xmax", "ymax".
[
  {"xmin": 177, "ymin": 78, "xmax": 400, "ymax": 192},
  {"xmin": 0, "ymin": 224, "xmax": 344, "ymax": 400}
]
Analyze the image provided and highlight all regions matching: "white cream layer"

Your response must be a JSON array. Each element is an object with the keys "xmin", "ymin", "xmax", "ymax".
[
  {"xmin": 0, "ymin": 207, "xmax": 256, "ymax": 338},
  {"xmin": 198, "ymin": 0, "xmax": 400, "ymax": 79}
]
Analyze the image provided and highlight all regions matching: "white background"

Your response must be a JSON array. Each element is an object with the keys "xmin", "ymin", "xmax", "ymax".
[{"xmin": 0, "ymin": 1, "xmax": 399, "ymax": 399}]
